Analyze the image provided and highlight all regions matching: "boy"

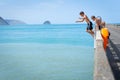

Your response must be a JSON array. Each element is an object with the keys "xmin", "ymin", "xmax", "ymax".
[
  {"xmin": 76, "ymin": 11, "xmax": 94, "ymax": 37},
  {"xmin": 91, "ymin": 16, "xmax": 103, "ymax": 30}
]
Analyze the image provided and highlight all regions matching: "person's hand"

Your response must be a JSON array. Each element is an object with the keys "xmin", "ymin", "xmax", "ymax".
[
  {"xmin": 76, "ymin": 21, "xmax": 78, "ymax": 23},
  {"xmin": 76, "ymin": 20, "xmax": 80, "ymax": 23}
]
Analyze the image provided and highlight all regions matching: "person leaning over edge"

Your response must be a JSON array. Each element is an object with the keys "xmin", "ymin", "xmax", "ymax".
[{"xmin": 91, "ymin": 16, "xmax": 102, "ymax": 31}]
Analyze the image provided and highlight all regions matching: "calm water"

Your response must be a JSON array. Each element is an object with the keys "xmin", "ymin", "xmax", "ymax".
[{"xmin": 0, "ymin": 24, "xmax": 94, "ymax": 80}]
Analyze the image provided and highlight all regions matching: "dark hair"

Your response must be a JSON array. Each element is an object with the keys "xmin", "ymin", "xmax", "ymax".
[
  {"xmin": 80, "ymin": 11, "xmax": 84, "ymax": 15},
  {"xmin": 91, "ymin": 16, "xmax": 95, "ymax": 19}
]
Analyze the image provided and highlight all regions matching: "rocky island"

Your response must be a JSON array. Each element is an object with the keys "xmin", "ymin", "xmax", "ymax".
[{"xmin": 43, "ymin": 20, "xmax": 51, "ymax": 24}]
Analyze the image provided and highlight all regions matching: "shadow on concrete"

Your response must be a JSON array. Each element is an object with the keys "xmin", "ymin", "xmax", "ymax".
[{"xmin": 106, "ymin": 39, "xmax": 120, "ymax": 80}]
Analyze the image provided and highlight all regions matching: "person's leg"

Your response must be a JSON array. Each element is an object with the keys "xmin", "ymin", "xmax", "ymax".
[
  {"xmin": 90, "ymin": 31, "xmax": 94, "ymax": 37},
  {"xmin": 87, "ymin": 30, "xmax": 94, "ymax": 37}
]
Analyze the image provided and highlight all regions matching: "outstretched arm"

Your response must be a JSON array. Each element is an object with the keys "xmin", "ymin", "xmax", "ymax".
[{"xmin": 76, "ymin": 18, "xmax": 84, "ymax": 23}]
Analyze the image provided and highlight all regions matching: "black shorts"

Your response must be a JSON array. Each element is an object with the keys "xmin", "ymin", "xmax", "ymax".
[
  {"xmin": 87, "ymin": 21, "xmax": 93, "ymax": 30},
  {"xmin": 98, "ymin": 26, "xmax": 103, "ymax": 30}
]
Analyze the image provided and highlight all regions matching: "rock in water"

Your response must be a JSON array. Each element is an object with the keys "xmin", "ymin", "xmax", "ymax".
[{"xmin": 43, "ymin": 20, "xmax": 51, "ymax": 24}]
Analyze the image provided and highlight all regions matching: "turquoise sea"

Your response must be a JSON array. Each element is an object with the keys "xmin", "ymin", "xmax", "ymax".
[{"xmin": 0, "ymin": 24, "xmax": 94, "ymax": 80}]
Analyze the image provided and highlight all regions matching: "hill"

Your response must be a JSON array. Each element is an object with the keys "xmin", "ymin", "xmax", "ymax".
[
  {"xmin": 6, "ymin": 19, "xmax": 26, "ymax": 25},
  {"xmin": 0, "ymin": 17, "xmax": 9, "ymax": 25}
]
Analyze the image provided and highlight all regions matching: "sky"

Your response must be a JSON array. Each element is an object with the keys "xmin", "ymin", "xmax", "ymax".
[{"xmin": 0, "ymin": 0, "xmax": 120, "ymax": 24}]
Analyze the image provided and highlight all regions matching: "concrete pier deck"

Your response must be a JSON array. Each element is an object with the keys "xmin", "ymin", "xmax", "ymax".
[
  {"xmin": 94, "ymin": 31, "xmax": 114, "ymax": 80},
  {"xmin": 106, "ymin": 25, "xmax": 120, "ymax": 80}
]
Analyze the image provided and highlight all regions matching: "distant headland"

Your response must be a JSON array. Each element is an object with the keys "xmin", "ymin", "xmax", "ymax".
[
  {"xmin": 0, "ymin": 17, "xmax": 52, "ymax": 25},
  {"xmin": 5, "ymin": 19, "xmax": 26, "ymax": 25},
  {"xmin": 0, "ymin": 16, "xmax": 26, "ymax": 25},
  {"xmin": 0, "ymin": 17, "xmax": 9, "ymax": 25}
]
